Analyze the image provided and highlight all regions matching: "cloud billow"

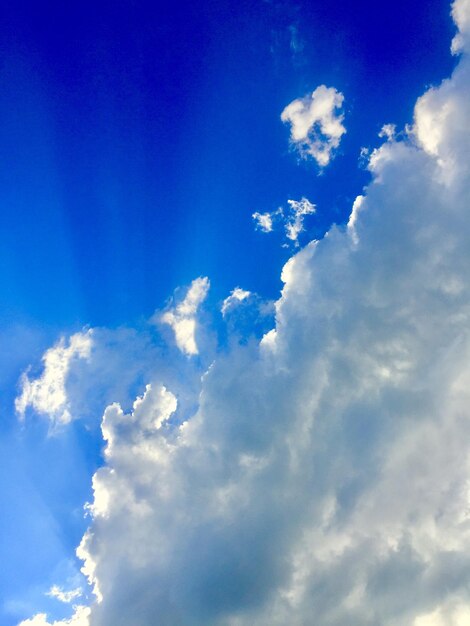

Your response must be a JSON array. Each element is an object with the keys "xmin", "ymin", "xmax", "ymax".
[
  {"xmin": 17, "ymin": 1, "xmax": 470, "ymax": 624},
  {"xmin": 281, "ymin": 85, "xmax": 346, "ymax": 167}
]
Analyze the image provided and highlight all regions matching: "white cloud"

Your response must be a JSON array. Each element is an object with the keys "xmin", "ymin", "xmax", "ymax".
[
  {"xmin": 347, "ymin": 194, "xmax": 365, "ymax": 245},
  {"xmin": 17, "ymin": 605, "xmax": 90, "ymax": 626},
  {"xmin": 284, "ymin": 197, "xmax": 316, "ymax": 245},
  {"xmin": 19, "ymin": 1, "xmax": 470, "ymax": 624},
  {"xmin": 253, "ymin": 197, "xmax": 316, "ymax": 246},
  {"xmin": 15, "ymin": 331, "xmax": 93, "ymax": 426},
  {"xmin": 413, "ymin": 602, "xmax": 470, "ymax": 626},
  {"xmin": 451, "ymin": 0, "xmax": 470, "ymax": 53},
  {"xmin": 160, "ymin": 277, "xmax": 210, "ymax": 356},
  {"xmin": 221, "ymin": 288, "xmax": 252, "ymax": 316},
  {"xmin": 281, "ymin": 85, "xmax": 346, "ymax": 166},
  {"xmin": 14, "ymin": 319, "xmax": 206, "ymax": 436},
  {"xmin": 252, "ymin": 211, "xmax": 275, "ymax": 233},
  {"xmin": 379, "ymin": 123, "xmax": 396, "ymax": 141},
  {"xmin": 46, "ymin": 587, "xmax": 82, "ymax": 604}
]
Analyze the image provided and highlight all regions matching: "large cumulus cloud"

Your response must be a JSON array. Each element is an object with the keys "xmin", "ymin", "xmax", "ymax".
[{"xmin": 19, "ymin": 1, "xmax": 470, "ymax": 624}]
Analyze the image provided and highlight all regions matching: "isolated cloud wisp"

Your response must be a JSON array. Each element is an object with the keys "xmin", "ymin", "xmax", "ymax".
[
  {"xmin": 253, "ymin": 197, "xmax": 316, "ymax": 246},
  {"xmin": 15, "ymin": 330, "xmax": 93, "ymax": 426},
  {"xmin": 281, "ymin": 85, "xmax": 346, "ymax": 166},
  {"xmin": 46, "ymin": 587, "xmax": 82, "ymax": 605},
  {"xmin": 252, "ymin": 210, "xmax": 275, "ymax": 233},
  {"xmin": 18, "ymin": 1, "xmax": 470, "ymax": 624},
  {"xmin": 159, "ymin": 276, "xmax": 210, "ymax": 356},
  {"xmin": 284, "ymin": 197, "xmax": 316, "ymax": 244}
]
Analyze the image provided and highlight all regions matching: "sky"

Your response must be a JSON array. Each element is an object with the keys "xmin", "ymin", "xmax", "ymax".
[{"xmin": 2, "ymin": 0, "xmax": 470, "ymax": 624}]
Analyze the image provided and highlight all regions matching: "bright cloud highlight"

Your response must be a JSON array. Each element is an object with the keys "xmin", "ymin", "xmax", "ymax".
[
  {"xmin": 281, "ymin": 85, "xmax": 346, "ymax": 166},
  {"xmin": 253, "ymin": 197, "xmax": 316, "ymax": 246},
  {"xmin": 46, "ymin": 587, "xmax": 82, "ymax": 604},
  {"xmin": 284, "ymin": 197, "xmax": 316, "ymax": 244},
  {"xmin": 252, "ymin": 211, "xmax": 275, "ymax": 233},
  {"xmin": 159, "ymin": 276, "xmax": 210, "ymax": 356},
  {"xmin": 221, "ymin": 288, "xmax": 252, "ymax": 316},
  {"xmin": 15, "ymin": 331, "xmax": 93, "ymax": 426},
  {"xmin": 18, "ymin": 606, "xmax": 90, "ymax": 626}
]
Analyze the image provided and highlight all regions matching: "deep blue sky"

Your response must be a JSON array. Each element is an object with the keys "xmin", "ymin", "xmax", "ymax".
[
  {"xmin": 0, "ymin": 0, "xmax": 456, "ymax": 331},
  {"xmin": 0, "ymin": 1, "xmax": 459, "ymax": 623}
]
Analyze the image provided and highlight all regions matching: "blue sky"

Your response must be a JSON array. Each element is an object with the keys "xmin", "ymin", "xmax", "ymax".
[
  {"xmin": 0, "ymin": 0, "xmax": 455, "ymax": 329},
  {"xmin": 2, "ymin": 1, "xmax": 470, "ymax": 624}
]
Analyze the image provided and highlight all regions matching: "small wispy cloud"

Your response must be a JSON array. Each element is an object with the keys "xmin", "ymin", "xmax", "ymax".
[
  {"xmin": 281, "ymin": 85, "xmax": 346, "ymax": 166},
  {"xmin": 253, "ymin": 197, "xmax": 316, "ymax": 246},
  {"xmin": 159, "ymin": 277, "xmax": 210, "ymax": 356},
  {"xmin": 46, "ymin": 586, "xmax": 82, "ymax": 604},
  {"xmin": 252, "ymin": 211, "xmax": 275, "ymax": 233},
  {"xmin": 15, "ymin": 330, "xmax": 93, "ymax": 426},
  {"xmin": 284, "ymin": 198, "xmax": 316, "ymax": 244},
  {"xmin": 378, "ymin": 123, "xmax": 396, "ymax": 141}
]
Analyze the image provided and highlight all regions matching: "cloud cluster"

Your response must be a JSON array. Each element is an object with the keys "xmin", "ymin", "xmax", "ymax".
[
  {"xmin": 253, "ymin": 197, "xmax": 316, "ymax": 246},
  {"xmin": 281, "ymin": 85, "xmax": 346, "ymax": 166},
  {"xmin": 18, "ymin": 1, "xmax": 470, "ymax": 624},
  {"xmin": 14, "ymin": 283, "xmax": 213, "ymax": 434}
]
